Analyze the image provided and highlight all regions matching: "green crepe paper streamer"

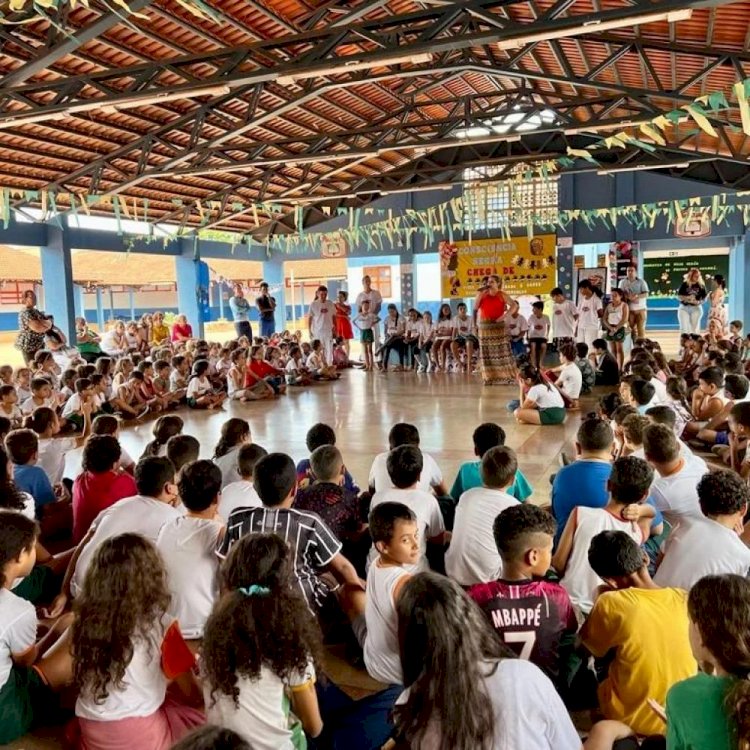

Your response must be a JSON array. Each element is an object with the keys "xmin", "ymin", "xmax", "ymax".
[
  {"xmin": 708, "ymin": 91, "xmax": 730, "ymax": 111},
  {"xmin": 664, "ymin": 110, "xmax": 683, "ymax": 123},
  {"xmin": 625, "ymin": 137, "xmax": 657, "ymax": 153}
]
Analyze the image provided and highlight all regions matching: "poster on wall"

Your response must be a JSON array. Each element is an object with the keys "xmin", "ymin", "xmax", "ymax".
[
  {"xmin": 439, "ymin": 235, "xmax": 557, "ymax": 298},
  {"xmin": 643, "ymin": 248, "xmax": 729, "ymax": 298},
  {"xmin": 609, "ymin": 240, "xmax": 640, "ymax": 290},
  {"xmin": 576, "ymin": 268, "xmax": 609, "ymax": 301}
]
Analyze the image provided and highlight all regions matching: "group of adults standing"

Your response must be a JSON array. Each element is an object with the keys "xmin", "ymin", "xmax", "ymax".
[{"xmin": 228, "ymin": 282, "xmax": 277, "ymax": 340}]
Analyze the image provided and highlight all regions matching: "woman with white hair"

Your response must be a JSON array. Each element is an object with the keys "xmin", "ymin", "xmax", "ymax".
[{"xmin": 676, "ymin": 268, "xmax": 707, "ymax": 334}]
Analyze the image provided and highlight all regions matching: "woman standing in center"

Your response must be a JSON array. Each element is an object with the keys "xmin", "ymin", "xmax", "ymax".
[
  {"xmin": 474, "ymin": 275, "xmax": 517, "ymax": 385},
  {"xmin": 677, "ymin": 268, "xmax": 707, "ymax": 334},
  {"xmin": 707, "ymin": 273, "xmax": 727, "ymax": 337}
]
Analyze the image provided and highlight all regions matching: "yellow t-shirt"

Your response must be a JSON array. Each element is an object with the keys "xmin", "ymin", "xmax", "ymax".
[
  {"xmin": 581, "ymin": 587, "xmax": 696, "ymax": 736},
  {"xmin": 151, "ymin": 323, "xmax": 170, "ymax": 345}
]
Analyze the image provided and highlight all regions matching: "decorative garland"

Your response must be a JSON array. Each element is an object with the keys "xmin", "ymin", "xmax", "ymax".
[{"xmin": 2, "ymin": 0, "xmax": 217, "ymax": 24}]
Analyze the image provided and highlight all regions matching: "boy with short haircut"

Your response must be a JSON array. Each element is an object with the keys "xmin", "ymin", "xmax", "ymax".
[
  {"xmin": 359, "ymin": 502, "xmax": 418, "ymax": 686},
  {"xmin": 591, "ymin": 338, "xmax": 620, "ymax": 386},
  {"xmin": 152, "ymin": 359, "xmax": 183, "ymax": 408},
  {"xmin": 644, "ymin": 424, "xmax": 708, "ymax": 526},
  {"xmin": 219, "ymin": 443, "xmax": 268, "ymax": 519},
  {"xmin": 61, "ymin": 377, "xmax": 97, "ymax": 429},
  {"xmin": 575, "ymin": 280, "xmax": 602, "ymax": 348},
  {"xmin": 296, "ymin": 422, "xmax": 359, "ymax": 493},
  {"xmin": 368, "ymin": 445, "xmax": 446, "ymax": 573},
  {"xmin": 468, "ymin": 504, "xmax": 577, "ymax": 690},
  {"xmin": 550, "ymin": 287, "xmax": 578, "ymax": 352},
  {"xmin": 627, "ymin": 379, "xmax": 656, "ymax": 414},
  {"xmin": 170, "ymin": 355, "xmax": 189, "ymax": 393},
  {"xmin": 551, "ymin": 417, "xmax": 614, "ymax": 546},
  {"xmin": 450, "ymin": 302, "xmax": 479, "ymax": 371},
  {"xmin": 166, "ymin": 435, "xmax": 200, "ymax": 486},
  {"xmin": 575, "ymin": 343, "xmax": 595, "ymax": 394},
  {"xmin": 156, "ymin": 460, "xmax": 224, "ymax": 640},
  {"xmin": 553, "ymin": 456, "xmax": 655, "ymax": 613},
  {"xmin": 694, "ymin": 372, "xmax": 749, "ymax": 448},
  {"xmin": 368, "ymin": 422, "xmax": 447, "ymax": 496},
  {"xmin": 20, "ymin": 377, "xmax": 57, "ymax": 416},
  {"xmin": 445, "ymin": 446, "xmax": 520, "ymax": 586},
  {"xmin": 0, "ymin": 384, "xmax": 22, "ymax": 427},
  {"xmin": 527, "ymin": 300, "xmax": 550, "ymax": 368},
  {"xmin": 729, "ymin": 401, "xmax": 750, "ymax": 478},
  {"xmin": 547, "ymin": 344, "xmax": 582, "ymax": 409},
  {"xmin": 502, "ymin": 300, "xmax": 528, "ymax": 358},
  {"xmin": 682, "ymin": 366, "xmax": 727, "ymax": 439},
  {"xmin": 6, "ymin": 428, "xmax": 56, "ymax": 516},
  {"xmin": 620, "ymin": 413, "xmax": 650, "ymax": 458},
  {"xmin": 654, "ymin": 469, "xmax": 750, "ymax": 590},
  {"xmin": 580, "ymin": 531, "xmax": 696, "ymax": 736},
  {"xmin": 450, "ymin": 422, "xmax": 532, "ymax": 502},
  {"xmin": 217, "ymin": 452, "xmax": 364, "ymax": 615},
  {"xmin": 630, "ymin": 363, "xmax": 667, "ymax": 405},
  {"xmin": 729, "ymin": 319, "xmax": 743, "ymax": 350}
]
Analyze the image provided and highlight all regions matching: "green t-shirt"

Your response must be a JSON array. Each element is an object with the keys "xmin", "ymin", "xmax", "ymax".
[
  {"xmin": 450, "ymin": 460, "xmax": 533, "ymax": 502},
  {"xmin": 666, "ymin": 672, "xmax": 735, "ymax": 750}
]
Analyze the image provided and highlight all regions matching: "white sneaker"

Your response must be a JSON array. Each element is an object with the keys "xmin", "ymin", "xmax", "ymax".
[
  {"xmin": 417, "ymin": 364, "xmax": 425, "ymax": 373},
  {"xmin": 426, "ymin": 363, "xmax": 433, "ymax": 373}
]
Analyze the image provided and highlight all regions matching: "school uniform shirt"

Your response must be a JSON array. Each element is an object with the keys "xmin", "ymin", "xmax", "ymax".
[
  {"xmin": 468, "ymin": 579, "xmax": 578, "ymax": 686},
  {"xmin": 205, "ymin": 661, "xmax": 315, "ymax": 750},
  {"xmin": 417, "ymin": 320, "xmax": 435, "ymax": 344},
  {"xmin": 186, "ymin": 376, "xmax": 212, "ymax": 399},
  {"xmin": 0, "ymin": 403, "xmax": 22, "ymax": 424},
  {"xmin": 434, "ymin": 319, "xmax": 453, "ymax": 339},
  {"xmin": 76, "ymin": 615, "xmax": 195, "ymax": 721},
  {"xmin": 527, "ymin": 314, "xmax": 551, "ymax": 340},
  {"xmin": 557, "ymin": 362, "xmax": 582, "ymax": 400},
  {"xmin": 156, "ymin": 517, "xmax": 223, "ymax": 639},
  {"xmin": 403, "ymin": 319, "xmax": 421, "ymax": 340},
  {"xmin": 552, "ymin": 300, "xmax": 578, "ymax": 338},
  {"xmin": 219, "ymin": 480, "xmax": 262, "ymax": 519},
  {"xmin": 36, "ymin": 436, "xmax": 77, "ymax": 485},
  {"xmin": 0, "ymin": 588, "xmax": 37, "ymax": 692},
  {"xmin": 20, "ymin": 395, "xmax": 56, "ymax": 416},
  {"xmin": 71, "ymin": 495, "xmax": 180, "ymax": 598},
  {"xmin": 309, "ymin": 299, "xmax": 336, "ymax": 340},
  {"xmin": 169, "ymin": 370, "xmax": 187, "ymax": 391},
  {"xmin": 450, "ymin": 461, "xmax": 533, "ymax": 502},
  {"xmin": 13, "ymin": 464, "xmax": 55, "ymax": 516},
  {"xmin": 577, "ymin": 295, "xmax": 602, "ymax": 328},
  {"xmin": 649, "ymin": 454, "xmax": 708, "ymax": 527},
  {"xmin": 560, "ymin": 506, "xmax": 644, "ymax": 613},
  {"xmin": 71, "ymin": 469, "xmax": 139, "ymax": 544},
  {"xmin": 214, "ymin": 446, "xmax": 242, "ymax": 489},
  {"xmin": 368, "ymin": 450, "xmax": 443, "ymax": 494},
  {"xmin": 384, "ymin": 317, "xmax": 405, "ymax": 338},
  {"xmin": 217, "ymin": 507, "xmax": 342, "ymax": 612},
  {"xmin": 354, "ymin": 313, "xmax": 378, "ymax": 331},
  {"xmin": 650, "ymin": 377, "xmax": 668, "ymax": 405},
  {"xmin": 653, "ymin": 516, "xmax": 750, "ymax": 590},
  {"xmin": 452, "ymin": 316, "xmax": 475, "ymax": 337},
  {"xmin": 397, "ymin": 658, "xmax": 580, "ymax": 750},
  {"xmin": 368, "ymin": 488, "xmax": 445, "ymax": 573},
  {"xmin": 444, "ymin": 487, "xmax": 519, "ymax": 586},
  {"xmin": 526, "ymin": 384, "xmax": 565, "ymax": 409},
  {"xmin": 581, "ymin": 587, "xmax": 696, "ymax": 736},
  {"xmin": 363, "ymin": 561, "xmax": 409, "ymax": 685},
  {"xmin": 502, "ymin": 313, "xmax": 528, "ymax": 339},
  {"xmin": 306, "ymin": 351, "xmax": 325, "ymax": 372}
]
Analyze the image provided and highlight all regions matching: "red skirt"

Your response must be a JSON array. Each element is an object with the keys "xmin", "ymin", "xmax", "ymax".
[{"xmin": 335, "ymin": 316, "xmax": 354, "ymax": 340}]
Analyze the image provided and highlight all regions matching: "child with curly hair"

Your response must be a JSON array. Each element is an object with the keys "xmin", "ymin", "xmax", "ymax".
[
  {"xmin": 72, "ymin": 533, "xmax": 204, "ymax": 750},
  {"xmin": 204, "ymin": 533, "xmax": 398, "ymax": 749}
]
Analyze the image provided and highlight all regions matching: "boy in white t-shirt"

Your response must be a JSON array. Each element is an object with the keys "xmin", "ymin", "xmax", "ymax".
[
  {"xmin": 546, "ymin": 343, "xmax": 583, "ymax": 410},
  {"xmin": 219, "ymin": 443, "xmax": 268, "ymax": 520},
  {"xmin": 527, "ymin": 301, "xmax": 551, "ymax": 369},
  {"xmin": 355, "ymin": 501, "xmax": 418, "ymax": 686},
  {"xmin": 445, "ymin": 446, "xmax": 519, "ymax": 586},
  {"xmin": 503, "ymin": 300, "xmax": 528, "ymax": 358},
  {"xmin": 157, "ymin": 460, "xmax": 225, "ymax": 640},
  {"xmin": 553, "ymin": 456, "xmax": 655, "ymax": 612},
  {"xmin": 654, "ymin": 469, "xmax": 750, "ymax": 590},
  {"xmin": 0, "ymin": 385, "xmax": 22, "ymax": 428},
  {"xmin": 551, "ymin": 287, "xmax": 579, "ymax": 352},
  {"xmin": 575, "ymin": 280, "xmax": 602, "ymax": 347},
  {"xmin": 368, "ymin": 445, "xmax": 448, "ymax": 573}
]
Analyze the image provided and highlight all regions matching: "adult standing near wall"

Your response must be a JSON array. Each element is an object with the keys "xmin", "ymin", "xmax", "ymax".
[
  {"xmin": 619, "ymin": 263, "xmax": 649, "ymax": 341},
  {"xmin": 707, "ymin": 273, "xmax": 728, "ymax": 336},
  {"xmin": 677, "ymin": 268, "xmax": 707, "ymax": 334},
  {"xmin": 474, "ymin": 275, "xmax": 517, "ymax": 385},
  {"xmin": 229, "ymin": 283, "xmax": 252, "ymax": 340},
  {"xmin": 355, "ymin": 275, "xmax": 383, "ymax": 344},
  {"xmin": 255, "ymin": 281, "xmax": 277, "ymax": 339},
  {"xmin": 307, "ymin": 285, "xmax": 336, "ymax": 363},
  {"xmin": 15, "ymin": 290, "xmax": 52, "ymax": 365}
]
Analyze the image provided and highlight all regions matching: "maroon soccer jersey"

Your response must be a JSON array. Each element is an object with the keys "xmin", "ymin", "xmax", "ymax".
[{"xmin": 468, "ymin": 578, "xmax": 578, "ymax": 684}]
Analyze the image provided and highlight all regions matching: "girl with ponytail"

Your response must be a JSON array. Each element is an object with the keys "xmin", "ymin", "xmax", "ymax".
[{"xmin": 140, "ymin": 415, "xmax": 184, "ymax": 459}]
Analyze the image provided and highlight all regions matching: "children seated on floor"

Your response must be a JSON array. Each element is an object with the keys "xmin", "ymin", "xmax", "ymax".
[
  {"xmin": 513, "ymin": 365, "xmax": 566, "ymax": 426},
  {"xmin": 296, "ymin": 422, "xmax": 359, "ymax": 493},
  {"xmin": 212, "ymin": 418, "xmax": 251, "ymax": 488},
  {"xmin": 218, "ymin": 443, "xmax": 267, "ymax": 519}
]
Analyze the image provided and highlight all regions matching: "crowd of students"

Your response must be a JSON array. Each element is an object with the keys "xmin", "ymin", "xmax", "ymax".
[{"xmin": 4, "ymin": 289, "xmax": 750, "ymax": 750}]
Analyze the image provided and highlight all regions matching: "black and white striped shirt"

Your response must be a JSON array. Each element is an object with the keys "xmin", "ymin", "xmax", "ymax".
[{"xmin": 217, "ymin": 507, "xmax": 342, "ymax": 611}]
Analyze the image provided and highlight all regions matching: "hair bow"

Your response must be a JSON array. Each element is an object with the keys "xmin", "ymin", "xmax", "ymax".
[{"xmin": 238, "ymin": 585, "xmax": 271, "ymax": 597}]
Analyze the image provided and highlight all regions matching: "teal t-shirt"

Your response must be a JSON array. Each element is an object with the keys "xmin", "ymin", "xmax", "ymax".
[
  {"xmin": 666, "ymin": 672, "xmax": 735, "ymax": 750},
  {"xmin": 450, "ymin": 460, "xmax": 533, "ymax": 502}
]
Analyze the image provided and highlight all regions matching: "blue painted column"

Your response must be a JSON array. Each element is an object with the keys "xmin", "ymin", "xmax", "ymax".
[
  {"xmin": 40, "ymin": 225, "xmax": 76, "ymax": 341},
  {"xmin": 74, "ymin": 284, "xmax": 84, "ymax": 319},
  {"xmin": 175, "ymin": 239, "xmax": 209, "ymax": 338},
  {"xmin": 262, "ymin": 258, "xmax": 286, "ymax": 333},
  {"xmin": 729, "ymin": 233, "xmax": 750, "ymax": 325},
  {"xmin": 95, "ymin": 287, "xmax": 104, "ymax": 330}
]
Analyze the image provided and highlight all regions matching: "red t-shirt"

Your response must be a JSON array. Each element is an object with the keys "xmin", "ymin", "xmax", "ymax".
[
  {"xmin": 246, "ymin": 359, "xmax": 281, "ymax": 385},
  {"xmin": 477, "ymin": 292, "xmax": 506, "ymax": 321},
  {"xmin": 171, "ymin": 323, "xmax": 193, "ymax": 341},
  {"xmin": 72, "ymin": 470, "xmax": 138, "ymax": 543}
]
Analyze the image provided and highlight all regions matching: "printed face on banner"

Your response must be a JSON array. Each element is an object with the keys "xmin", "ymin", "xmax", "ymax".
[{"xmin": 440, "ymin": 235, "xmax": 557, "ymax": 298}]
